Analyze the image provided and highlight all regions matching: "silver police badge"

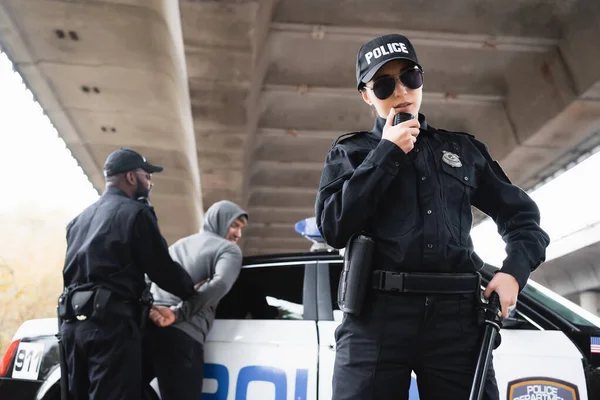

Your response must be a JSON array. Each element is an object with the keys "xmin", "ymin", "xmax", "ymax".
[{"xmin": 441, "ymin": 151, "xmax": 462, "ymax": 168}]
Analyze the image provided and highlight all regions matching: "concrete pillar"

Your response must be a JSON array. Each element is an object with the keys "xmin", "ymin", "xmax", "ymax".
[{"xmin": 579, "ymin": 291, "xmax": 600, "ymax": 316}]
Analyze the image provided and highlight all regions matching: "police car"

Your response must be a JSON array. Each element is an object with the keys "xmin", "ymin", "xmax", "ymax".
[{"xmin": 1, "ymin": 217, "xmax": 600, "ymax": 400}]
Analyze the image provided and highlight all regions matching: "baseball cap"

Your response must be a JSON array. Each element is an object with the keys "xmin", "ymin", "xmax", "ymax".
[
  {"xmin": 356, "ymin": 34, "xmax": 421, "ymax": 89},
  {"xmin": 103, "ymin": 148, "xmax": 163, "ymax": 177}
]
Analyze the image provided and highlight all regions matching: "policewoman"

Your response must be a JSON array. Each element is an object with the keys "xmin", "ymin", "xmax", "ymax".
[{"xmin": 315, "ymin": 34, "xmax": 550, "ymax": 399}]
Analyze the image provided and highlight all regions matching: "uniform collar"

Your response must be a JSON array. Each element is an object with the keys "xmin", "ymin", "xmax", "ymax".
[
  {"xmin": 104, "ymin": 186, "xmax": 132, "ymax": 199},
  {"xmin": 371, "ymin": 113, "xmax": 428, "ymax": 138}
]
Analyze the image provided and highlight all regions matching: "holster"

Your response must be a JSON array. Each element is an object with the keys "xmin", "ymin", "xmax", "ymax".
[
  {"xmin": 57, "ymin": 288, "xmax": 74, "ymax": 322},
  {"xmin": 57, "ymin": 283, "xmax": 94, "ymax": 322},
  {"xmin": 138, "ymin": 284, "xmax": 154, "ymax": 330},
  {"xmin": 71, "ymin": 290, "xmax": 95, "ymax": 319},
  {"xmin": 337, "ymin": 233, "xmax": 375, "ymax": 316},
  {"xmin": 58, "ymin": 285, "xmax": 112, "ymax": 322}
]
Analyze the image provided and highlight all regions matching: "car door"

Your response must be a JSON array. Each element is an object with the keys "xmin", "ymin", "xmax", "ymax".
[
  {"xmin": 480, "ymin": 266, "xmax": 593, "ymax": 399},
  {"xmin": 204, "ymin": 258, "xmax": 319, "ymax": 400}
]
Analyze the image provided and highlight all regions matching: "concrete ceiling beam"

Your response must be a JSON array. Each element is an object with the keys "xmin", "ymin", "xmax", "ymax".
[
  {"xmin": 250, "ymin": 162, "xmax": 322, "ymax": 189},
  {"xmin": 560, "ymin": 1, "xmax": 600, "ymax": 100},
  {"xmin": 247, "ymin": 187, "xmax": 317, "ymax": 209},
  {"xmin": 240, "ymin": 0, "xmax": 279, "ymax": 217},
  {"xmin": 272, "ymin": 0, "xmax": 573, "ymax": 39},
  {"xmin": 0, "ymin": 0, "xmax": 204, "ymax": 241},
  {"xmin": 0, "ymin": 1, "xmax": 103, "ymax": 191},
  {"xmin": 246, "ymin": 206, "xmax": 316, "ymax": 225},
  {"xmin": 501, "ymin": 2, "xmax": 600, "ymax": 189},
  {"xmin": 263, "ymin": 83, "xmax": 505, "ymax": 105},
  {"xmin": 532, "ymin": 241, "xmax": 600, "ymax": 297},
  {"xmin": 270, "ymin": 22, "xmax": 559, "ymax": 53},
  {"xmin": 197, "ymin": 151, "xmax": 245, "ymax": 171}
]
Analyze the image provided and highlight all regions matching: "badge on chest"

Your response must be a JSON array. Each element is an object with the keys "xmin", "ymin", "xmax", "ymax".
[{"xmin": 441, "ymin": 151, "xmax": 462, "ymax": 168}]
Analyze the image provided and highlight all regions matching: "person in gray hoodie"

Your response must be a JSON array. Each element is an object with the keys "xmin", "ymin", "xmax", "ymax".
[{"xmin": 142, "ymin": 200, "xmax": 248, "ymax": 400}]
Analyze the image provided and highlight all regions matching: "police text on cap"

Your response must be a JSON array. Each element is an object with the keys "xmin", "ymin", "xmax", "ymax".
[{"xmin": 365, "ymin": 42, "xmax": 409, "ymax": 65}]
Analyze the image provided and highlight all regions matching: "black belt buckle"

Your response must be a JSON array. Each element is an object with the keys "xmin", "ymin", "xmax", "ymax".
[{"xmin": 384, "ymin": 272, "xmax": 405, "ymax": 292}]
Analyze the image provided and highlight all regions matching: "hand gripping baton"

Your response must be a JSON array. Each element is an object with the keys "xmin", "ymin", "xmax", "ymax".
[{"xmin": 469, "ymin": 291, "xmax": 502, "ymax": 400}]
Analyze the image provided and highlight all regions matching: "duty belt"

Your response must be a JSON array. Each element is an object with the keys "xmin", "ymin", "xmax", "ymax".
[
  {"xmin": 104, "ymin": 300, "xmax": 139, "ymax": 318},
  {"xmin": 372, "ymin": 270, "xmax": 481, "ymax": 294},
  {"xmin": 71, "ymin": 290, "xmax": 139, "ymax": 321}
]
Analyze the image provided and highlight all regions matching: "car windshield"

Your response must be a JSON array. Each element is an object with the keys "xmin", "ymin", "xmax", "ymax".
[
  {"xmin": 523, "ymin": 279, "xmax": 600, "ymax": 329},
  {"xmin": 482, "ymin": 264, "xmax": 600, "ymax": 328}
]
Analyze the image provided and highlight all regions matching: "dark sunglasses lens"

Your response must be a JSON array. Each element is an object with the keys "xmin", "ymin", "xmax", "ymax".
[
  {"xmin": 400, "ymin": 69, "xmax": 423, "ymax": 90},
  {"xmin": 373, "ymin": 76, "xmax": 396, "ymax": 100}
]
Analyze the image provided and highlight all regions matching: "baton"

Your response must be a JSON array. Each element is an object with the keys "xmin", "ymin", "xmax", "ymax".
[
  {"xmin": 469, "ymin": 291, "xmax": 502, "ymax": 400},
  {"xmin": 57, "ymin": 309, "xmax": 69, "ymax": 400}
]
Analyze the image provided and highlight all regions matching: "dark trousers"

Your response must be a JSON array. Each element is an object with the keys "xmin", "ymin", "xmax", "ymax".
[
  {"xmin": 143, "ymin": 324, "xmax": 205, "ymax": 400},
  {"xmin": 332, "ymin": 292, "xmax": 499, "ymax": 400},
  {"xmin": 60, "ymin": 315, "xmax": 142, "ymax": 400}
]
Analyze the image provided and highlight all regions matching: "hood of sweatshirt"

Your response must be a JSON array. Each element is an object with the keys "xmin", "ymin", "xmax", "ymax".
[{"xmin": 202, "ymin": 200, "xmax": 248, "ymax": 238}]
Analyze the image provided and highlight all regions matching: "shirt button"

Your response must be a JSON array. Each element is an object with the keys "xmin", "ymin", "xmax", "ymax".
[
  {"xmin": 427, "ymin": 210, "xmax": 432, "ymax": 215},
  {"xmin": 464, "ymin": 177, "xmax": 469, "ymax": 181},
  {"xmin": 395, "ymin": 161, "xmax": 400, "ymax": 167},
  {"xmin": 421, "ymin": 176, "xmax": 427, "ymax": 181},
  {"xmin": 415, "ymin": 148, "xmax": 420, "ymax": 153},
  {"xmin": 427, "ymin": 244, "xmax": 434, "ymax": 249}
]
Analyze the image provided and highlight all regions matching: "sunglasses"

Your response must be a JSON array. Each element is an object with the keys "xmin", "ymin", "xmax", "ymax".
[{"xmin": 366, "ymin": 65, "xmax": 424, "ymax": 100}]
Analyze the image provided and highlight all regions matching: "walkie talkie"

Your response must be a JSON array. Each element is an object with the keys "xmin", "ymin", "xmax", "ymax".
[{"xmin": 393, "ymin": 112, "xmax": 414, "ymax": 126}]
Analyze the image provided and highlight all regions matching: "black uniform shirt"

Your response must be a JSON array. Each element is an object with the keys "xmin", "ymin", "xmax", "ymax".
[
  {"xmin": 63, "ymin": 186, "xmax": 196, "ymax": 301},
  {"xmin": 315, "ymin": 114, "xmax": 550, "ymax": 289}
]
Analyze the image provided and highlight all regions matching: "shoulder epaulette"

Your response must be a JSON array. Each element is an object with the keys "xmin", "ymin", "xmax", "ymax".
[
  {"xmin": 434, "ymin": 127, "xmax": 475, "ymax": 138},
  {"xmin": 453, "ymin": 131, "xmax": 475, "ymax": 138},
  {"xmin": 332, "ymin": 131, "xmax": 369, "ymax": 147}
]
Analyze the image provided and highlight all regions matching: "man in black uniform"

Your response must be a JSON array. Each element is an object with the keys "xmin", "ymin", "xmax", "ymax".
[
  {"xmin": 315, "ymin": 34, "xmax": 550, "ymax": 399},
  {"xmin": 59, "ymin": 148, "xmax": 197, "ymax": 399}
]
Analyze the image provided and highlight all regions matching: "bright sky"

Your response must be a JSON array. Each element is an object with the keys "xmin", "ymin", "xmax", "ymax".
[
  {"xmin": 472, "ymin": 147, "xmax": 600, "ymax": 266},
  {"xmin": 1, "ymin": 49, "xmax": 599, "ymax": 267}
]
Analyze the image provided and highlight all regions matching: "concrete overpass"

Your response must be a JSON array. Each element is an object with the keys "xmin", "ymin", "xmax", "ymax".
[
  {"xmin": 532, "ymin": 219, "xmax": 600, "ymax": 313},
  {"xmin": 1, "ymin": 0, "xmax": 600, "ymax": 259}
]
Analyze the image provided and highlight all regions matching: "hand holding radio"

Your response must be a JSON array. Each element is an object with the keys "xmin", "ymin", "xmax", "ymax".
[{"xmin": 382, "ymin": 108, "xmax": 420, "ymax": 154}]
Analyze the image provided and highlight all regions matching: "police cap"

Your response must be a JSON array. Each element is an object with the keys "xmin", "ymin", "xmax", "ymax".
[
  {"xmin": 103, "ymin": 148, "xmax": 163, "ymax": 177},
  {"xmin": 356, "ymin": 33, "xmax": 421, "ymax": 90}
]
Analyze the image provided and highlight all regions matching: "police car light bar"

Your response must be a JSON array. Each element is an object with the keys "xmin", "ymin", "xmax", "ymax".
[
  {"xmin": 294, "ymin": 217, "xmax": 335, "ymax": 252},
  {"xmin": 294, "ymin": 217, "xmax": 322, "ymax": 241}
]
